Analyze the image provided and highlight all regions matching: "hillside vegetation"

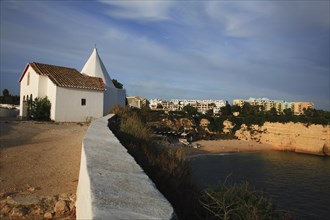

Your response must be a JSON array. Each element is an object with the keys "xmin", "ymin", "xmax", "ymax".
[{"xmin": 134, "ymin": 104, "xmax": 330, "ymax": 141}]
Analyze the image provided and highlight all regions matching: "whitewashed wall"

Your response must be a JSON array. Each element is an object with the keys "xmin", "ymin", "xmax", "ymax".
[
  {"xmin": 19, "ymin": 66, "xmax": 41, "ymax": 117},
  {"xmin": 103, "ymin": 87, "xmax": 126, "ymax": 115},
  {"xmin": 54, "ymin": 87, "xmax": 103, "ymax": 122},
  {"xmin": 38, "ymin": 75, "xmax": 48, "ymax": 97},
  {"xmin": 47, "ymin": 80, "xmax": 57, "ymax": 121}
]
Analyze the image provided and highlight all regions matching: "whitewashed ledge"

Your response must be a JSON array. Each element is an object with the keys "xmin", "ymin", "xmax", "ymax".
[{"xmin": 76, "ymin": 114, "xmax": 175, "ymax": 219}]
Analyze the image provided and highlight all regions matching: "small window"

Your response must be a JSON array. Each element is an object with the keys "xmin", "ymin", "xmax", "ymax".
[
  {"xmin": 81, "ymin": 98, "xmax": 86, "ymax": 106},
  {"xmin": 27, "ymin": 72, "xmax": 30, "ymax": 86}
]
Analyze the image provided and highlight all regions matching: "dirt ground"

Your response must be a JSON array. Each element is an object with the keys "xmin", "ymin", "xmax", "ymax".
[{"xmin": 0, "ymin": 118, "xmax": 88, "ymax": 197}]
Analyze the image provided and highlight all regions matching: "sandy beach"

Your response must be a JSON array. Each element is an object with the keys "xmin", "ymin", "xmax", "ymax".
[
  {"xmin": 0, "ymin": 118, "xmax": 88, "ymax": 218},
  {"xmin": 192, "ymin": 139, "xmax": 274, "ymax": 154}
]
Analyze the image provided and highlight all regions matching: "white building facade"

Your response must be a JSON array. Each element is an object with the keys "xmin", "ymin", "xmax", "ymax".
[{"xmin": 19, "ymin": 48, "xmax": 126, "ymax": 122}]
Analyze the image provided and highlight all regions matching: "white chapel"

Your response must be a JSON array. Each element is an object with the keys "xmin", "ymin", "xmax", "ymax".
[{"xmin": 19, "ymin": 48, "xmax": 126, "ymax": 122}]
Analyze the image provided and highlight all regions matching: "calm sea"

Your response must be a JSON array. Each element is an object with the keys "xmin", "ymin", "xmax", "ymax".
[{"xmin": 190, "ymin": 151, "xmax": 330, "ymax": 220}]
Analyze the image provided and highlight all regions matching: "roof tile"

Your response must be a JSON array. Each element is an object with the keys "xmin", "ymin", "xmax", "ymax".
[{"xmin": 29, "ymin": 62, "xmax": 105, "ymax": 91}]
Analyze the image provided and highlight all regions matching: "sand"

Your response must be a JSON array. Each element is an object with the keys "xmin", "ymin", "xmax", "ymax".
[
  {"xmin": 192, "ymin": 139, "xmax": 274, "ymax": 154},
  {"xmin": 0, "ymin": 119, "xmax": 88, "ymax": 197}
]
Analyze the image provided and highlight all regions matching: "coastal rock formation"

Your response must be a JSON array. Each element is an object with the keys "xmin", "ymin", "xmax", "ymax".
[
  {"xmin": 160, "ymin": 118, "xmax": 195, "ymax": 131},
  {"xmin": 199, "ymin": 118, "xmax": 214, "ymax": 134},
  {"xmin": 235, "ymin": 122, "xmax": 330, "ymax": 156},
  {"xmin": 223, "ymin": 120, "xmax": 235, "ymax": 134}
]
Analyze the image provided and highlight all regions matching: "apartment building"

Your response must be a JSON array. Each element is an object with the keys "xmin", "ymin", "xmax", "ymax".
[
  {"xmin": 149, "ymin": 99, "xmax": 176, "ymax": 111},
  {"xmin": 291, "ymin": 102, "xmax": 314, "ymax": 115},
  {"xmin": 233, "ymin": 98, "xmax": 314, "ymax": 115},
  {"xmin": 127, "ymin": 96, "xmax": 148, "ymax": 109},
  {"xmin": 150, "ymin": 98, "xmax": 226, "ymax": 114}
]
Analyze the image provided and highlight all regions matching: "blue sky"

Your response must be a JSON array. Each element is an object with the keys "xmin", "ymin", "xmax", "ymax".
[{"xmin": 1, "ymin": 1, "xmax": 329, "ymax": 109}]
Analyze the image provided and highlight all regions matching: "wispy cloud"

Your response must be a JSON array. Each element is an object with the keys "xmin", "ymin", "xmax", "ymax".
[{"xmin": 99, "ymin": 0, "xmax": 173, "ymax": 21}]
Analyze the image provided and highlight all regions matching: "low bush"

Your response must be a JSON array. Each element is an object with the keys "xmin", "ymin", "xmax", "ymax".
[
  {"xmin": 30, "ymin": 97, "xmax": 51, "ymax": 121},
  {"xmin": 198, "ymin": 181, "xmax": 291, "ymax": 220}
]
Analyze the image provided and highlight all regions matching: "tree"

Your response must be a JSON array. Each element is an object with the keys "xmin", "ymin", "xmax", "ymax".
[
  {"xmin": 303, "ymin": 107, "xmax": 316, "ymax": 117},
  {"xmin": 0, "ymin": 88, "xmax": 17, "ymax": 104},
  {"xmin": 220, "ymin": 104, "xmax": 232, "ymax": 116},
  {"xmin": 2, "ymin": 89, "xmax": 9, "ymax": 96},
  {"xmin": 269, "ymin": 107, "xmax": 278, "ymax": 116},
  {"xmin": 182, "ymin": 104, "xmax": 198, "ymax": 116},
  {"xmin": 241, "ymin": 103, "xmax": 253, "ymax": 116},
  {"xmin": 112, "ymin": 79, "xmax": 123, "ymax": 89},
  {"xmin": 157, "ymin": 104, "xmax": 163, "ymax": 109},
  {"xmin": 205, "ymin": 109, "xmax": 214, "ymax": 116},
  {"xmin": 231, "ymin": 105, "xmax": 241, "ymax": 113},
  {"xmin": 283, "ymin": 108, "xmax": 293, "ymax": 116},
  {"xmin": 207, "ymin": 117, "xmax": 224, "ymax": 132}
]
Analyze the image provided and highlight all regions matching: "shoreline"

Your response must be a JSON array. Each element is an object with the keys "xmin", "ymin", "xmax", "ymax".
[
  {"xmin": 189, "ymin": 139, "xmax": 274, "ymax": 155},
  {"xmin": 185, "ymin": 139, "xmax": 328, "ymax": 157}
]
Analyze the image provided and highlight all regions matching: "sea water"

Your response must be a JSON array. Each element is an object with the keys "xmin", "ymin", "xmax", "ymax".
[{"xmin": 190, "ymin": 151, "xmax": 330, "ymax": 219}]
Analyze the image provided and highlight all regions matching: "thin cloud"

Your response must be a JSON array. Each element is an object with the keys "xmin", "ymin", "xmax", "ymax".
[{"xmin": 99, "ymin": 0, "xmax": 173, "ymax": 21}]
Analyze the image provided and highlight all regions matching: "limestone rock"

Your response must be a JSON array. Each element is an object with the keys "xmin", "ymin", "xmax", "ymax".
[
  {"xmin": 9, "ymin": 206, "xmax": 28, "ymax": 218},
  {"xmin": 223, "ymin": 120, "xmax": 234, "ymax": 134},
  {"xmin": 41, "ymin": 196, "xmax": 56, "ymax": 213},
  {"xmin": 235, "ymin": 122, "xmax": 330, "ymax": 156},
  {"xmin": 44, "ymin": 212, "xmax": 53, "ymax": 219},
  {"xmin": 68, "ymin": 193, "xmax": 76, "ymax": 202},
  {"xmin": 30, "ymin": 204, "xmax": 43, "ymax": 216},
  {"xmin": 0, "ymin": 205, "xmax": 11, "ymax": 216},
  {"xmin": 200, "ymin": 118, "xmax": 210, "ymax": 127},
  {"xmin": 54, "ymin": 200, "xmax": 69, "ymax": 217},
  {"xmin": 59, "ymin": 193, "xmax": 69, "ymax": 201},
  {"xmin": 162, "ymin": 118, "xmax": 195, "ymax": 131}
]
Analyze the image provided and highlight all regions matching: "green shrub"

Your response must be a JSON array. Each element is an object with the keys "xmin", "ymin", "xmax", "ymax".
[{"xmin": 30, "ymin": 97, "xmax": 51, "ymax": 121}]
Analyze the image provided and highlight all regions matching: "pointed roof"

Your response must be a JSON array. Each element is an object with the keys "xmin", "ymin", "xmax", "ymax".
[{"xmin": 81, "ymin": 48, "xmax": 115, "ymax": 88}]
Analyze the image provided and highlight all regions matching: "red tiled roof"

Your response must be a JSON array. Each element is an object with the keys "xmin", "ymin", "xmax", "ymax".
[{"xmin": 26, "ymin": 62, "xmax": 105, "ymax": 91}]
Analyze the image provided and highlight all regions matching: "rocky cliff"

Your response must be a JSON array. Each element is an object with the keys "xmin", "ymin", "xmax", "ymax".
[{"xmin": 235, "ymin": 122, "xmax": 330, "ymax": 156}]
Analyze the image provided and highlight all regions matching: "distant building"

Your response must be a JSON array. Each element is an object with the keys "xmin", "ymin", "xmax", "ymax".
[
  {"xmin": 291, "ymin": 102, "xmax": 314, "ymax": 115},
  {"xmin": 149, "ymin": 98, "xmax": 225, "ymax": 114},
  {"xmin": 19, "ymin": 48, "xmax": 126, "ymax": 122},
  {"xmin": 127, "ymin": 96, "xmax": 148, "ymax": 109},
  {"xmin": 232, "ymin": 98, "xmax": 314, "ymax": 115},
  {"xmin": 233, "ymin": 99, "xmax": 245, "ymax": 107}
]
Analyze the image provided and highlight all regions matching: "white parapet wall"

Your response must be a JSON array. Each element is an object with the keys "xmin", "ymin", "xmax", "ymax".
[{"xmin": 76, "ymin": 114, "xmax": 174, "ymax": 219}]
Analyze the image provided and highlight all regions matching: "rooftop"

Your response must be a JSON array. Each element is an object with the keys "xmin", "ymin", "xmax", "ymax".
[{"xmin": 21, "ymin": 62, "xmax": 105, "ymax": 91}]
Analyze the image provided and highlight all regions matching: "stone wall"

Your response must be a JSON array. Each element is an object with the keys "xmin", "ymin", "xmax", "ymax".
[
  {"xmin": 235, "ymin": 122, "xmax": 330, "ymax": 156},
  {"xmin": 76, "ymin": 115, "xmax": 174, "ymax": 219}
]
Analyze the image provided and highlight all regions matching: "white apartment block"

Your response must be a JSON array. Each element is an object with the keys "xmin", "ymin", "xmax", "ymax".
[
  {"xmin": 149, "ymin": 98, "xmax": 226, "ymax": 114},
  {"xmin": 233, "ymin": 98, "xmax": 314, "ymax": 115}
]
